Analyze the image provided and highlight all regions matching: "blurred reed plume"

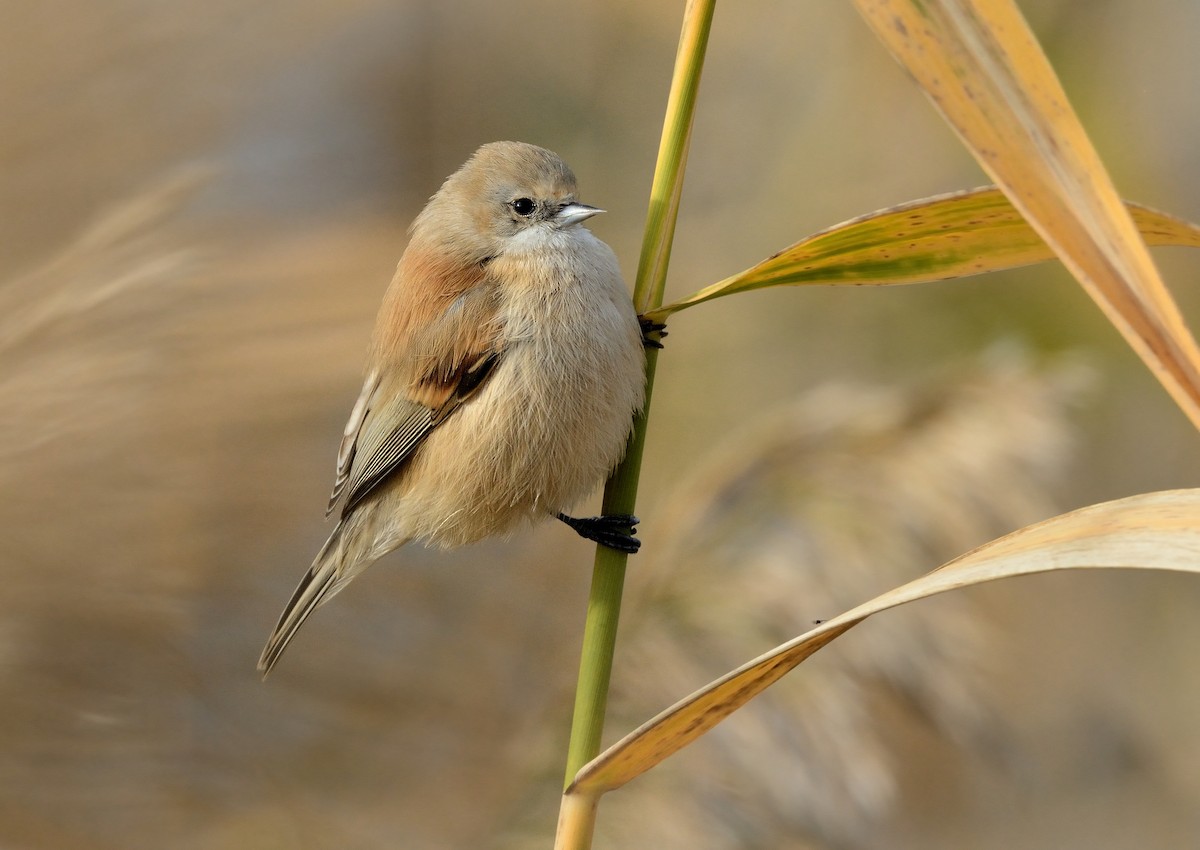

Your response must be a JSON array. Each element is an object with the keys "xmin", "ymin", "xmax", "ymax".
[
  {"xmin": 0, "ymin": 166, "xmax": 210, "ymax": 457},
  {"xmin": 0, "ymin": 167, "xmax": 218, "ymax": 846},
  {"xmin": 502, "ymin": 351, "xmax": 1091, "ymax": 849}
]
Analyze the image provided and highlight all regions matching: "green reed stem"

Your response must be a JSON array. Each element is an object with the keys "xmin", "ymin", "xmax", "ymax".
[{"xmin": 562, "ymin": 0, "xmax": 716, "ymax": 795}]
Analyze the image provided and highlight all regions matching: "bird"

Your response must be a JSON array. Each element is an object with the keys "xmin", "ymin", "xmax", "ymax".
[{"xmin": 258, "ymin": 141, "xmax": 650, "ymax": 675}]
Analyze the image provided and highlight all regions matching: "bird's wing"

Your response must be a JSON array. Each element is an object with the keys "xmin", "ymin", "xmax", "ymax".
[
  {"xmin": 261, "ymin": 341, "xmax": 499, "ymax": 676},
  {"xmin": 329, "ymin": 278, "xmax": 504, "ymax": 517},
  {"xmin": 338, "ymin": 349, "xmax": 501, "ymax": 514},
  {"xmin": 326, "ymin": 370, "xmax": 381, "ymax": 515}
]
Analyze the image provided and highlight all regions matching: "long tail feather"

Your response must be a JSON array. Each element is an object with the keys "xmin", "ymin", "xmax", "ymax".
[{"xmin": 258, "ymin": 521, "xmax": 347, "ymax": 676}]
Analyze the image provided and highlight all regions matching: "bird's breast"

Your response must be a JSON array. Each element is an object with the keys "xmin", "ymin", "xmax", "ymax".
[
  {"xmin": 393, "ymin": 228, "xmax": 645, "ymax": 546},
  {"xmin": 478, "ymin": 233, "xmax": 645, "ymax": 506}
]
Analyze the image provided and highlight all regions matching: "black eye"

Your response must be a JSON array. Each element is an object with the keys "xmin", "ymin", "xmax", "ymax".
[{"xmin": 511, "ymin": 197, "xmax": 536, "ymax": 216}]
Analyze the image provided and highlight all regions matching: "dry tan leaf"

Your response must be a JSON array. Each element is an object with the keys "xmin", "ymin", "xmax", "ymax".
[
  {"xmin": 851, "ymin": 0, "xmax": 1200, "ymax": 429},
  {"xmin": 567, "ymin": 488, "xmax": 1200, "ymax": 799},
  {"xmin": 646, "ymin": 190, "xmax": 1200, "ymax": 321}
]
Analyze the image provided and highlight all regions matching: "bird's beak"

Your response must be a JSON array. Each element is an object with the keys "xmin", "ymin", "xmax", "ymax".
[{"xmin": 555, "ymin": 202, "xmax": 604, "ymax": 228}]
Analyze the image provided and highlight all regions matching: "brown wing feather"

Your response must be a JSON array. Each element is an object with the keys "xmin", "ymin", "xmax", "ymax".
[
  {"xmin": 327, "ymin": 370, "xmax": 380, "ymax": 515},
  {"xmin": 372, "ymin": 246, "xmax": 498, "ymax": 365},
  {"xmin": 328, "ymin": 251, "xmax": 504, "ymax": 517},
  {"xmin": 339, "ymin": 350, "xmax": 500, "ymax": 514}
]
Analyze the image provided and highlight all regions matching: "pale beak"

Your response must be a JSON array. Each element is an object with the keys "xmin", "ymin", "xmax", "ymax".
[{"xmin": 555, "ymin": 202, "xmax": 604, "ymax": 227}]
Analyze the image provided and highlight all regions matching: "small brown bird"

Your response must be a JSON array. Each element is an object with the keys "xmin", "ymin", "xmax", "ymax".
[{"xmin": 258, "ymin": 142, "xmax": 648, "ymax": 675}]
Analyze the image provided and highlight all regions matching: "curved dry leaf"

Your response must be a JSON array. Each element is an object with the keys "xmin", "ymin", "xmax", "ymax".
[
  {"xmin": 646, "ymin": 190, "xmax": 1200, "ymax": 321},
  {"xmin": 852, "ymin": 0, "xmax": 1200, "ymax": 429},
  {"xmin": 567, "ymin": 488, "xmax": 1200, "ymax": 798}
]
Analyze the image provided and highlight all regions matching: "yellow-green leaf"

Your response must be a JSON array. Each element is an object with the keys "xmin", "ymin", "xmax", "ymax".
[
  {"xmin": 645, "ymin": 189, "xmax": 1200, "ymax": 322},
  {"xmin": 851, "ymin": 0, "xmax": 1200, "ymax": 429},
  {"xmin": 566, "ymin": 488, "xmax": 1200, "ymax": 798}
]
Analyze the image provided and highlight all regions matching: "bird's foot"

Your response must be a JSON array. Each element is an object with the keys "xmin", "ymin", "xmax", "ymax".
[
  {"xmin": 557, "ymin": 512, "xmax": 641, "ymax": 554},
  {"xmin": 639, "ymin": 315, "xmax": 667, "ymax": 349}
]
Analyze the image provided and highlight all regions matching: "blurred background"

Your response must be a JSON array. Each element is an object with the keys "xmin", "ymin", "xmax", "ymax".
[{"xmin": 4, "ymin": 1, "xmax": 1200, "ymax": 848}]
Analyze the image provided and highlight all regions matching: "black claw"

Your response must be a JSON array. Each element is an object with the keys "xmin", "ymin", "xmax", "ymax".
[
  {"xmin": 557, "ymin": 512, "xmax": 641, "ymax": 554},
  {"xmin": 639, "ymin": 315, "xmax": 667, "ymax": 349}
]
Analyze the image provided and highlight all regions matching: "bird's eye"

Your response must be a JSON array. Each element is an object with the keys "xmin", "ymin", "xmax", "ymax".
[{"xmin": 511, "ymin": 197, "xmax": 536, "ymax": 217}]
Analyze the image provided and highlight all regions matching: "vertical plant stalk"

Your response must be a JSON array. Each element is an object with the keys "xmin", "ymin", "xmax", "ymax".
[{"xmin": 561, "ymin": 0, "xmax": 716, "ymax": 795}]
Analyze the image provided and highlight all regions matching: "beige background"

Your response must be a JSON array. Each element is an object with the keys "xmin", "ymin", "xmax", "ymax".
[{"xmin": 3, "ymin": 1, "xmax": 1200, "ymax": 848}]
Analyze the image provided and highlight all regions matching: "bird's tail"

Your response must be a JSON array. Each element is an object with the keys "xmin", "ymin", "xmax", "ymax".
[{"xmin": 258, "ymin": 519, "xmax": 354, "ymax": 677}]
